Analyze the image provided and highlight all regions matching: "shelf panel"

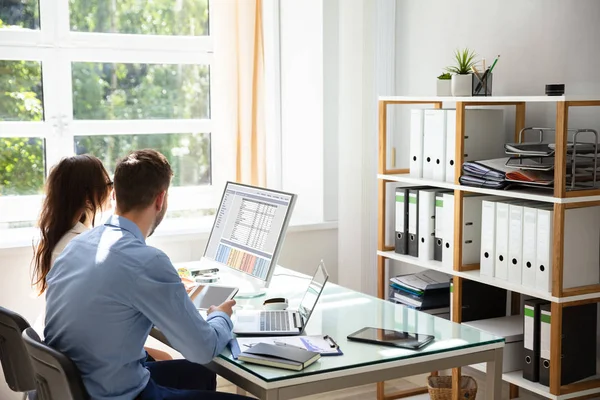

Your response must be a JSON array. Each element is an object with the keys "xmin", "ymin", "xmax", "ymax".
[
  {"xmin": 379, "ymin": 251, "xmax": 600, "ymax": 304},
  {"xmin": 469, "ymin": 364, "xmax": 600, "ymax": 400},
  {"xmin": 378, "ymin": 173, "xmax": 600, "ymax": 204},
  {"xmin": 378, "ymin": 95, "xmax": 600, "ymax": 103}
]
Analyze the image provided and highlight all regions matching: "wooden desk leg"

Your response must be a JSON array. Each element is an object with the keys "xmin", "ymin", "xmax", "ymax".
[
  {"xmin": 236, "ymin": 387, "xmax": 247, "ymax": 396},
  {"xmin": 509, "ymin": 383, "xmax": 519, "ymax": 398},
  {"xmin": 377, "ymin": 382, "xmax": 385, "ymax": 400},
  {"xmin": 485, "ymin": 348, "xmax": 503, "ymax": 400},
  {"xmin": 452, "ymin": 368, "xmax": 461, "ymax": 400}
]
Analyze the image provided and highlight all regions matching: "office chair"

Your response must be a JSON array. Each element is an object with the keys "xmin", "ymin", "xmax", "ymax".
[
  {"xmin": 0, "ymin": 306, "xmax": 36, "ymax": 400},
  {"xmin": 22, "ymin": 328, "xmax": 89, "ymax": 400}
]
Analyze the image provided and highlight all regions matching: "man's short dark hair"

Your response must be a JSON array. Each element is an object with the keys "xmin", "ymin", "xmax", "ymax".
[{"xmin": 114, "ymin": 149, "xmax": 173, "ymax": 213}]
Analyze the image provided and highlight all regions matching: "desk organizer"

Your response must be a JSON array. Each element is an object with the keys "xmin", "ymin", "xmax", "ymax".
[{"xmin": 472, "ymin": 71, "xmax": 492, "ymax": 96}]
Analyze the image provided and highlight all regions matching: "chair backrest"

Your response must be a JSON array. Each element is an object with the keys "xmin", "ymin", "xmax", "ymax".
[
  {"xmin": 22, "ymin": 328, "xmax": 89, "ymax": 400},
  {"xmin": 0, "ymin": 306, "xmax": 36, "ymax": 392}
]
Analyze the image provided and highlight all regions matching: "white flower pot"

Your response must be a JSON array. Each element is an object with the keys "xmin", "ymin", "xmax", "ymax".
[
  {"xmin": 451, "ymin": 74, "xmax": 473, "ymax": 97},
  {"xmin": 436, "ymin": 79, "xmax": 452, "ymax": 96}
]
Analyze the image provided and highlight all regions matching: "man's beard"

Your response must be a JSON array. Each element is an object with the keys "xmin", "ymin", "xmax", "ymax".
[{"xmin": 148, "ymin": 205, "xmax": 167, "ymax": 237}]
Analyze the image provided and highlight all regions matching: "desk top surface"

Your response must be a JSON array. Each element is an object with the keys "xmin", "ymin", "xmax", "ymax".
[{"xmin": 215, "ymin": 266, "xmax": 504, "ymax": 383}]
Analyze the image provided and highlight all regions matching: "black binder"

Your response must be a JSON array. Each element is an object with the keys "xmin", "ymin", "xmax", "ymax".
[
  {"xmin": 561, "ymin": 303, "xmax": 596, "ymax": 385},
  {"xmin": 408, "ymin": 189, "xmax": 419, "ymax": 257},
  {"xmin": 458, "ymin": 279, "xmax": 507, "ymax": 323},
  {"xmin": 539, "ymin": 302, "xmax": 597, "ymax": 386},
  {"xmin": 394, "ymin": 187, "xmax": 408, "ymax": 255},
  {"xmin": 523, "ymin": 299, "xmax": 549, "ymax": 382}
]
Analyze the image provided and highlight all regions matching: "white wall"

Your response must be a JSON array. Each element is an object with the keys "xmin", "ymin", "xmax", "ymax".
[
  {"xmin": 279, "ymin": 0, "xmax": 339, "ymax": 223},
  {"xmin": 336, "ymin": 0, "xmax": 379, "ymax": 294},
  {"xmin": 393, "ymin": 0, "xmax": 600, "ymax": 167},
  {"xmin": 323, "ymin": 0, "xmax": 340, "ymax": 222},
  {"xmin": 280, "ymin": 0, "xmax": 324, "ymax": 223},
  {"xmin": 0, "ymin": 226, "xmax": 337, "ymax": 400}
]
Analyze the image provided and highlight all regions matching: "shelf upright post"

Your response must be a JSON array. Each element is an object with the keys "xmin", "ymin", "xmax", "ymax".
[
  {"xmin": 554, "ymin": 101, "xmax": 569, "ymax": 198},
  {"xmin": 515, "ymin": 102, "xmax": 526, "ymax": 142},
  {"xmin": 377, "ymin": 99, "xmax": 388, "ymax": 300},
  {"xmin": 552, "ymin": 204, "xmax": 565, "ymax": 298},
  {"xmin": 453, "ymin": 102, "xmax": 466, "ymax": 271},
  {"xmin": 376, "ymin": 99, "xmax": 388, "ymax": 400}
]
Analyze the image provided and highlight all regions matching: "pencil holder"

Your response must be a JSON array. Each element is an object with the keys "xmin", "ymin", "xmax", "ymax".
[{"xmin": 472, "ymin": 71, "xmax": 493, "ymax": 96}]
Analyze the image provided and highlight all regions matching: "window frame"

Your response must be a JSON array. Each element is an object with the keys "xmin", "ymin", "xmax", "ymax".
[{"xmin": 0, "ymin": 0, "xmax": 231, "ymax": 229}]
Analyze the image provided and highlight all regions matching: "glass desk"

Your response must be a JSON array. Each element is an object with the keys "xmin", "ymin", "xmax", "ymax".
[{"xmin": 204, "ymin": 267, "xmax": 505, "ymax": 400}]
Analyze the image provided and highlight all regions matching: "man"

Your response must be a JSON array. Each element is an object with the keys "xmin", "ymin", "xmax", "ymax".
[{"xmin": 45, "ymin": 149, "xmax": 252, "ymax": 400}]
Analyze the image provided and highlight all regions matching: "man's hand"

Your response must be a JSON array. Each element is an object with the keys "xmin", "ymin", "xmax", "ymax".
[{"xmin": 207, "ymin": 299, "xmax": 236, "ymax": 317}]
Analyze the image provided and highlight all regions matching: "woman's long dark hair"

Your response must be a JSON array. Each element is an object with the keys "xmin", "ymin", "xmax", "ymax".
[{"xmin": 33, "ymin": 154, "xmax": 111, "ymax": 294}]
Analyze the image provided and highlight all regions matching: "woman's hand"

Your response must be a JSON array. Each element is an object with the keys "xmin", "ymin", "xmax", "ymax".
[{"xmin": 181, "ymin": 277, "xmax": 197, "ymax": 294}]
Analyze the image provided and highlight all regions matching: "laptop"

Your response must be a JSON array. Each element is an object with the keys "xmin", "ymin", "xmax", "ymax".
[{"xmin": 233, "ymin": 262, "xmax": 329, "ymax": 336}]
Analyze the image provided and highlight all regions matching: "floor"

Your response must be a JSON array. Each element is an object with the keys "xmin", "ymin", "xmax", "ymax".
[{"xmin": 216, "ymin": 368, "xmax": 547, "ymax": 399}]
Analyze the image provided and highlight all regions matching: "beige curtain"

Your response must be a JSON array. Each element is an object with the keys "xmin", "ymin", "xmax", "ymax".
[{"xmin": 212, "ymin": 0, "xmax": 266, "ymax": 187}]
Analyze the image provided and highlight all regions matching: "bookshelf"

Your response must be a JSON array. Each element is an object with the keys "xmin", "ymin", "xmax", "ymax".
[{"xmin": 376, "ymin": 96, "xmax": 600, "ymax": 400}]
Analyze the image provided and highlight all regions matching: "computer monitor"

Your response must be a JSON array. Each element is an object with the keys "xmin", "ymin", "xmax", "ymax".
[{"xmin": 201, "ymin": 182, "xmax": 296, "ymax": 296}]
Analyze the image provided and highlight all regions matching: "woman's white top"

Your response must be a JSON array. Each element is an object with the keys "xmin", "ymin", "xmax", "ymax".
[{"xmin": 32, "ymin": 222, "xmax": 88, "ymax": 339}]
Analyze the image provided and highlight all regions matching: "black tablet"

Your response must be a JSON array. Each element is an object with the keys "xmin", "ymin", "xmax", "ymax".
[{"xmin": 347, "ymin": 327, "xmax": 434, "ymax": 350}]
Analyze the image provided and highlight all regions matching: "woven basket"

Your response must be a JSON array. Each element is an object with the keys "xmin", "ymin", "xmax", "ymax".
[{"xmin": 427, "ymin": 375, "xmax": 478, "ymax": 400}]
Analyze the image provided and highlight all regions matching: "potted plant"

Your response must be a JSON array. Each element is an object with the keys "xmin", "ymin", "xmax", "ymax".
[
  {"xmin": 446, "ymin": 48, "xmax": 477, "ymax": 96},
  {"xmin": 436, "ymin": 72, "xmax": 451, "ymax": 96}
]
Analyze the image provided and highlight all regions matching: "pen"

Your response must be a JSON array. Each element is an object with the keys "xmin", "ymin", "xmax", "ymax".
[
  {"xmin": 488, "ymin": 54, "xmax": 500, "ymax": 74},
  {"xmin": 273, "ymin": 341, "xmax": 305, "ymax": 350},
  {"xmin": 324, "ymin": 335, "xmax": 339, "ymax": 348},
  {"xmin": 471, "ymin": 65, "xmax": 482, "ymax": 82}
]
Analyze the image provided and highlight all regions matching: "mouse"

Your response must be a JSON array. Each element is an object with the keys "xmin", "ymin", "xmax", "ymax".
[{"xmin": 263, "ymin": 297, "xmax": 288, "ymax": 311}]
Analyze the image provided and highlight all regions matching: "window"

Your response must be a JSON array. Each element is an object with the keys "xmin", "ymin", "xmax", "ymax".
[{"xmin": 0, "ymin": 0, "xmax": 230, "ymax": 231}]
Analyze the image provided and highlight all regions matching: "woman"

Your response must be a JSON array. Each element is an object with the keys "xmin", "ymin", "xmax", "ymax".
[
  {"xmin": 33, "ymin": 155, "xmax": 113, "ymax": 292},
  {"xmin": 32, "ymin": 154, "xmax": 113, "ymax": 333},
  {"xmin": 31, "ymin": 155, "xmax": 175, "ymax": 361}
]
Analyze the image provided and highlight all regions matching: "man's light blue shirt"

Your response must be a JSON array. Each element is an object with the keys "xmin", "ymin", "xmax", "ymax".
[{"xmin": 44, "ymin": 215, "xmax": 233, "ymax": 400}]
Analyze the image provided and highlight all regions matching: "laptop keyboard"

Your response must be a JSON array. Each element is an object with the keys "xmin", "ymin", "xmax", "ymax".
[{"xmin": 260, "ymin": 311, "xmax": 291, "ymax": 331}]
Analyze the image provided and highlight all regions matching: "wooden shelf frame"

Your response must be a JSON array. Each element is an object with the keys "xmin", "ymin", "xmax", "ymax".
[{"xmin": 376, "ymin": 97, "xmax": 600, "ymax": 400}]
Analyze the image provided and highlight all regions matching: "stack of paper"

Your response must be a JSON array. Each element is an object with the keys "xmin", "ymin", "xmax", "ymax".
[
  {"xmin": 460, "ymin": 158, "xmax": 554, "ymax": 189},
  {"xmin": 389, "ymin": 271, "xmax": 451, "ymax": 312}
]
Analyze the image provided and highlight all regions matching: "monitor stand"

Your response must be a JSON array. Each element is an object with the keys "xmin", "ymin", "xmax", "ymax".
[{"xmin": 185, "ymin": 258, "xmax": 267, "ymax": 299}]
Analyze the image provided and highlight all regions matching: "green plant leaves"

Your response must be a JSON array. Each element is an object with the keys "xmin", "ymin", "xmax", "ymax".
[{"xmin": 445, "ymin": 48, "xmax": 477, "ymax": 75}]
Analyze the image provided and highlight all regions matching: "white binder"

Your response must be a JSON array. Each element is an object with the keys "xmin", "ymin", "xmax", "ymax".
[
  {"xmin": 535, "ymin": 208, "xmax": 553, "ymax": 292},
  {"xmin": 409, "ymin": 109, "xmax": 425, "ymax": 178},
  {"xmin": 434, "ymin": 193, "xmax": 445, "ymax": 262},
  {"xmin": 462, "ymin": 195, "xmax": 492, "ymax": 266},
  {"xmin": 495, "ymin": 202, "xmax": 510, "ymax": 280},
  {"xmin": 480, "ymin": 200, "xmax": 499, "ymax": 277},
  {"xmin": 442, "ymin": 192, "xmax": 455, "ymax": 270},
  {"xmin": 423, "ymin": 110, "xmax": 446, "ymax": 181},
  {"xmin": 418, "ymin": 189, "xmax": 437, "ymax": 261},
  {"xmin": 521, "ymin": 205, "xmax": 540, "ymax": 289},
  {"xmin": 445, "ymin": 109, "xmax": 505, "ymax": 183},
  {"xmin": 508, "ymin": 204, "xmax": 524, "ymax": 284}
]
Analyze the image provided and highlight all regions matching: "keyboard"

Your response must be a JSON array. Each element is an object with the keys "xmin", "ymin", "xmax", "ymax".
[{"xmin": 260, "ymin": 311, "xmax": 291, "ymax": 332}]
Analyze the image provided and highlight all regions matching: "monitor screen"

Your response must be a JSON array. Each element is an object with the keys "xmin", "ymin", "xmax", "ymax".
[{"xmin": 204, "ymin": 182, "xmax": 296, "ymax": 283}]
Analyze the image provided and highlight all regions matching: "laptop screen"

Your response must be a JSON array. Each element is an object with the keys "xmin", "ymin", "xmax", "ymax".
[{"xmin": 298, "ymin": 262, "xmax": 329, "ymax": 324}]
